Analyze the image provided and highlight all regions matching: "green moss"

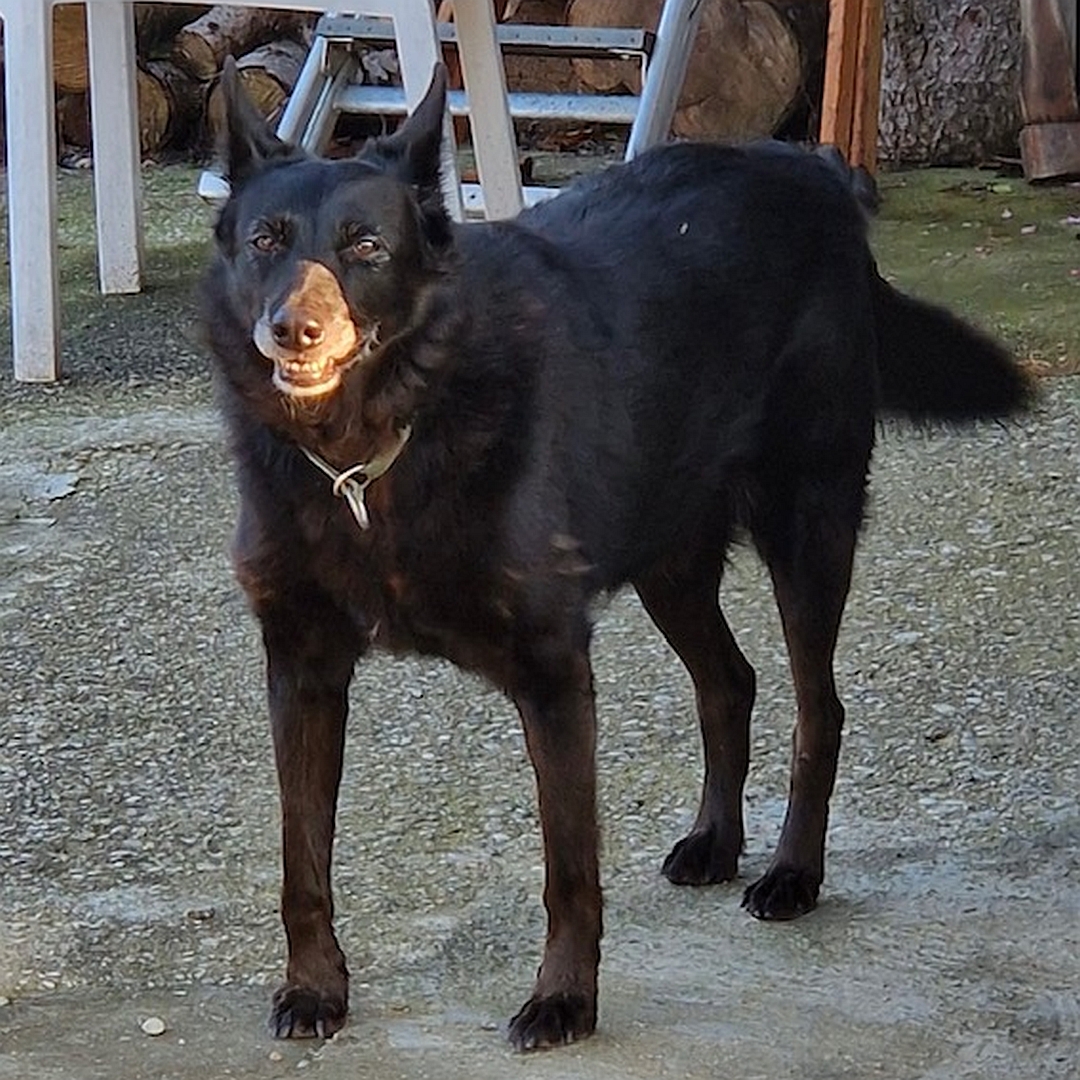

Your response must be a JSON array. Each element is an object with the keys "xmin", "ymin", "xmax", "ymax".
[{"xmin": 872, "ymin": 168, "xmax": 1080, "ymax": 374}]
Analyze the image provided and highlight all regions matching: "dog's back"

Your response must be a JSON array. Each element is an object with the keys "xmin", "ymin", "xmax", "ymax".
[{"xmin": 445, "ymin": 143, "xmax": 880, "ymax": 586}]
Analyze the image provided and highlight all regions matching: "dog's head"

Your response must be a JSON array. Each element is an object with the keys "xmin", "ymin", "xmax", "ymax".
[{"xmin": 207, "ymin": 61, "xmax": 453, "ymax": 404}]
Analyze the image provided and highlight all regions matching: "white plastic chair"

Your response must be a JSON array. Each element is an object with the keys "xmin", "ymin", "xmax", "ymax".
[{"xmin": 3, "ymin": 0, "xmax": 514, "ymax": 381}]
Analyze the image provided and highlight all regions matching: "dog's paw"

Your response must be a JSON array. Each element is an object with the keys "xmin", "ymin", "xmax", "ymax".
[
  {"xmin": 661, "ymin": 827, "xmax": 739, "ymax": 885},
  {"xmin": 508, "ymin": 992, "xmax": 597, "ymax": 1051},
  {"xmin": 741, "ymin": 866, "xmax": 820, "ymax": 920},
  {"xmin": 269, "ymin": 984, "xmax": 348, "ymax": 1039}
]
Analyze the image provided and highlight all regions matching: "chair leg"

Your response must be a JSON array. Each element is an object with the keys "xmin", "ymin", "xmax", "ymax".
[
  {"xmin": 87, "ymin": 0, "xmax": 144, "ymax": 295},
  {"xmin": 452, "ymin": 1, "xmax": 523, "ymax": 219},
  {"xmin": 5, "ymin": 0, "xmax": 61, "ymax": 381},
  {"xmin": 389, "ymin": 1, "xmax": 467, "ymax": 220}
]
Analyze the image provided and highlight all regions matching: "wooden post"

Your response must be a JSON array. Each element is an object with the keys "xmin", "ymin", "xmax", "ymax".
[
  {"xmin": 819, "ymin": 0, "xmax": 883, "ymax": 172},
  {"xmin": 1019, "ymin": 0, "xmax": 1080, "ymax": 180}
]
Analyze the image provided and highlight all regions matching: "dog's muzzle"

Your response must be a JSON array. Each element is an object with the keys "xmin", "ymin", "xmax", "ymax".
[{"xmin": 253, "ymin": 260, "xmax": 373, "ymax": 398}]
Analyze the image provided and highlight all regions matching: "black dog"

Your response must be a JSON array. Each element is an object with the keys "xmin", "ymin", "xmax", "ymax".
[{"xmin": 201, "ymin": 62, "xmax": 1029, "ymax": 1050}]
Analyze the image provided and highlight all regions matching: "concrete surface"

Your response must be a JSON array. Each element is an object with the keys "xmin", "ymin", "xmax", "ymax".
[{"xmin": 1, "ymin": 327, "xmax": 1078, "ymax": 1078}]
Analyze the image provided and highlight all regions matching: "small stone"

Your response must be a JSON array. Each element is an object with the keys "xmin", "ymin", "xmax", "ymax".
[
  {"xmin": 268, "ymin": 1051, "xmax": 283, "ymax": 1062},
  {"xmin": 141, "ymin": 1016, "xmax": 167, "ymax": 1036},
  {"xmin": 0, "ymin": 996, "xmax": 10, "ymax": 1007}
]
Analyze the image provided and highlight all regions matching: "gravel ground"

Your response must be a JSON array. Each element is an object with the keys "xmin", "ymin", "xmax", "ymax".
[{"xmin": 1, "ymin": 312, "xmax": 1078, "ymax": 1077}]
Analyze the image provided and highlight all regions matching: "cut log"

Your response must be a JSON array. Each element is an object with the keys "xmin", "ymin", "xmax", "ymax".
[
  {"xmin": 499, "ymin": 0, "xmax": 578, "ymax": 94},
  {"xmin": 136, "ymin": 5, "xmax": 214, "ymax": 57},
  {"xmin": 53, "ymin": 4, "xmax": 90, "ymax": 94},
  {"xmin": 205, "ymin": 39, "xmax": 309, "ymax": 143},
  {"xmin": 58, "ymin": 60, "xmax": 204, "ymax": 158},
  {"xmin": 140, "ymin": 58, "xmax": 207, "ymax": 155},
  {"xmin": 57, "ymin": 91, "xmax": 93, "ymax": 151},
  {"xmin": 171, "ymin": 6, "xmax": 314, "ymax": 81},
  {"xmin": 52, "ymin": 4, "xmax": 211, "ymax": 94},
  {"xmin": 568, "ymin": 0, "xmax": 820, "ymax": 141},
  {"xmin": 137, "ymin": 65, "xmax": 173, "ymax": 157}
]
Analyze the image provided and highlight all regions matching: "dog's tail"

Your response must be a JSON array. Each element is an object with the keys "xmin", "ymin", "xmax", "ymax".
[{"xmin": 871, "ymin": 272, "xmax": 1032, "ymax": 421}]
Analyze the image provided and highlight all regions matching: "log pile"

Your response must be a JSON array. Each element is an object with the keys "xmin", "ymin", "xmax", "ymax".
[
  {"xmin": 44, "ymin": 0, "xmax": 826, "ymax": 161},
  {"xmin": 568, "ymin": 0, "xmax": 825, "ymax": 142},
  {"xmin": 52, "ymin": 3, "xmax": 316, "ymax": 160}
]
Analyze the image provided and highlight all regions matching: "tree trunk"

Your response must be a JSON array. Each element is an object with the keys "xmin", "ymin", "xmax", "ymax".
[{"xmin": 879, "ymin": 0, "xmax": 1022, "ymax": 165}]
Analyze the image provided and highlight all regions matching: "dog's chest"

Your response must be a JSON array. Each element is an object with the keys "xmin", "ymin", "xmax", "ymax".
[{"xmin": 306, "ymin": 498, "xmax": 518, "ymax": 673}]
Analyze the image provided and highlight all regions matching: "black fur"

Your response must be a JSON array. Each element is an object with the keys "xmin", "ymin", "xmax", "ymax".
[{"xmin": 201, "ymin": 64, "xmax": 1030, "ymax": 1050}]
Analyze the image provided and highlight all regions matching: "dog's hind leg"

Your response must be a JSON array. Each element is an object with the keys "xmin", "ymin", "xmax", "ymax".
[
  {"xmin": 634, "ymin": 550, "xmax": 755, "ymax": 886},
  {"xmin": 506, "ymin": 627, "xmax": 602, "ymax": 1051},
  {"xmin": 256, "ymin": 590, "xmax": 365, "ymax": 1038},
  {"xmin": 742, "ymin": 511, "xmax": 859, "ymax": 920}
]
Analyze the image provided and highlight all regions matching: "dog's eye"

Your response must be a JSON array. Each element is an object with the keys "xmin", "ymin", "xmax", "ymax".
[
  {"xmin": 250, "ymin": 232, "xmax": 279, "ymax": 254},
  {"xmin": 341, "ymin": 228, "xmax": 387, "ymax": 265},
  {"xmin": 350, "ymin": 236, "xmax": 382, "ymax": 260}
]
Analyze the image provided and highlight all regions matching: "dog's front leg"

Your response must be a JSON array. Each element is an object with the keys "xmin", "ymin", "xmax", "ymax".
[
  {"xmin": 507, "ymin": 645, "xmax": 601, "ymax": 1050},
  {"xmin": 258, "ymin": 596, "xmax": 364, "ymax": 1039}
]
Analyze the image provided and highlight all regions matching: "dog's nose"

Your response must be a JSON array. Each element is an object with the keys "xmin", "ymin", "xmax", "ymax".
[{"xmin": 270, "ymin": 308, "xmax": 325, "ymax": 352}]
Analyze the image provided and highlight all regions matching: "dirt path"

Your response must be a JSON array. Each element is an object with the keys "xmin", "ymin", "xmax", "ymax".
[{"xmin": 1, "ymin": 364, "xmax": 1077, "ymax": 1079}]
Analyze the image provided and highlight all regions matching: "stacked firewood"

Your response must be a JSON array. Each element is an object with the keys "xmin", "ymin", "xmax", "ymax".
[
  {"xmin": 47, "ymin": 0, "xmax": 827, "ymax": 161},
  {"xmin": 52, "ymin": 3, "xmax": 317, "ymax": 158},
  {"xmin": 441, "ymin": 0, "xmax": 827, "ymax": 142}
]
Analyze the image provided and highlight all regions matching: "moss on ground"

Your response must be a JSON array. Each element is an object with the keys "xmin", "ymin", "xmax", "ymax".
[
  {"xmin": 872, "ymin": 168, "xmax": 1080, "ymax": 375},
  {"xmin": 1, "ymin": 161, "xmax": 1078, "ymax": 385}
]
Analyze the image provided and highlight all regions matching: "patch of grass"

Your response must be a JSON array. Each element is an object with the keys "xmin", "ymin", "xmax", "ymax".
[
  {"xmin": 1, "ymin": 161, "xmax": 1078, "ymax": 389},
  {"xmin": 872, "ymin": 168, "xmax": 1080, "ymax": 375},
  {"xmin": 0, "ymin": 165, "xmax": 215, "ymax": 394}
]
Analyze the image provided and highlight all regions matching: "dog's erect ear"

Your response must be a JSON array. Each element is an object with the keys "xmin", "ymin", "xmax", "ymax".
[
  {"xmin": 219, "ymin": 56, "xmax": 300, "ymax": 187},
  {"xmin": 373, "ymin": 64, "xmax": 449, "ymax": 203}
]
